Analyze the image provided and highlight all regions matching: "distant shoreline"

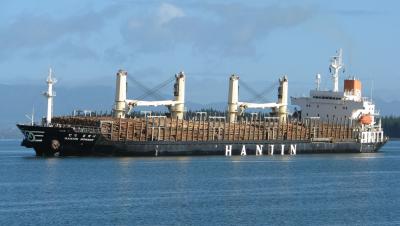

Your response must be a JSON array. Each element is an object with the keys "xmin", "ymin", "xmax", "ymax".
[{"xmin": 0, "ymin": 139, "xmax": 20, "ymax": 141}]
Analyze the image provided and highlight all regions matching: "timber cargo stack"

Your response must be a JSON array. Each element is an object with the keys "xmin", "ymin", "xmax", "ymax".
[{"xmin": 17, "ymin": 50, "xmax": 387, "ymax": 157}]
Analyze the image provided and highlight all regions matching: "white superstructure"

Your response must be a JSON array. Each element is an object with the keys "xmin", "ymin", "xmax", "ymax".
[{"xmin": 291, "ymin": 49, "xmax": 384, "ymax": 144}]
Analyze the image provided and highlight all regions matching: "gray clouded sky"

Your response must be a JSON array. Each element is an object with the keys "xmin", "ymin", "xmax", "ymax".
[{"xmin": 0, "ymin": 0, "xmax": 399, "ymax": 102}]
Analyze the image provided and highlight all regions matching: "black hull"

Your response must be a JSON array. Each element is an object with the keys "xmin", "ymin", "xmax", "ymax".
[
  {"xmin": 17, "ymin": 124, "xmax": 387, "ymax": 157},
  {"xmin": 92, "ymin": 139, "xmax": 385, "ymax": 156}
]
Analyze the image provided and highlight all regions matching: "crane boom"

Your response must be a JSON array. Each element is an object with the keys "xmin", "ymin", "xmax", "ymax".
[
  {"xmin": 126, "ymin": 100, "xmax": 183, "ymax": 107},
  {"xmin": 238, "ymin": 102, "xmax": 284, "ymax": 109}
]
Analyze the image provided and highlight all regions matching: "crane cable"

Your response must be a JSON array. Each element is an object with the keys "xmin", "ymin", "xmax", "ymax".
[
  {"xmin": 240, "ymin": 80, "xmax": 278, "ymax": 103},
  {"xmin": 127, "ymin": 77, "xmax": 163, "ymax": 100},
  {"xmin": 249, "ymin": 81, "xmax": 278, "ymax": 102},
  {"xmin": 136, "ymin": 76, "xmax": 176, "ymax": 100},
  {"xmin": 240, "ymin": 80, "xmax": 262, "ymax": 101},
  {"xmin": 126, "ymin": 76, "xmax": 175, "ymax": 100}
]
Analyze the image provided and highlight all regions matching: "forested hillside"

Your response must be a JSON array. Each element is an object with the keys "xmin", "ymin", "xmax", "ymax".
[{"xmin": 382, "ymin": 116, "xmax": 400, "ymax": 138}]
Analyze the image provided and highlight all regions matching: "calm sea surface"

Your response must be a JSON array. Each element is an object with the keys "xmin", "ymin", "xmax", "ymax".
[{"xmin": 1, "ymin": 140, "xmax": 400, "ymax": 226}]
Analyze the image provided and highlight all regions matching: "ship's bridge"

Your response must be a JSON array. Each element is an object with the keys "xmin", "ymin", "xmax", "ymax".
[
  {"xmin": 309, "ymin": 90, "xmax": 344, "ymax": 101},
  {"xmin": 291, "ymin": 91, "xmax": 372, "ymax": 123}
]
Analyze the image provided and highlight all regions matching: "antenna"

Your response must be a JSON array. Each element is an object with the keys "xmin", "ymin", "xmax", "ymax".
[
  {"xmin": 315, "ymin": 73, "xmax": 321, "ymax": 91},
  {"xmin": 47, "ymin": 68, "xmax": 57, "ymax": 84},
  {"xmin": 329, "ymin": 49, "xmax": 344, "ymax": 92},
  {"xmin": 25, "ymin": 106, "xmax": 35, "ymax": 126},
  {"xmin": 370, "ymin": 80, "xmax": 374, "ymax": 101}
]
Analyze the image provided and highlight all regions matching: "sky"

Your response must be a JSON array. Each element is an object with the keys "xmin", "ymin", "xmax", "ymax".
[{"xmin": 1, "ymin": 0, "xmax": 399, "ymax": 103}]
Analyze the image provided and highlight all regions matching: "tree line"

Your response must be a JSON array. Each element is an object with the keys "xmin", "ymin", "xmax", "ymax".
[{"xmin": 382, "ymin": 116, "xmax": 400, "ymax": 138}]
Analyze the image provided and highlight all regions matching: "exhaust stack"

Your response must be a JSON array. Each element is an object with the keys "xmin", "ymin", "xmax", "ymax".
[
  {"xmin": 171, "ymin": 72, "xmax": 185, "ymax": 119},
  {"xmin": 114, "ymin": 70, "xmax": 127, "ymax": 118},
  {"xmin": 278, "ymin": 75, "xmax": 288, "ymax": 123},
  {"xmin": 227, "ymin": 74, "xmax": 239, "ymax": 123}
]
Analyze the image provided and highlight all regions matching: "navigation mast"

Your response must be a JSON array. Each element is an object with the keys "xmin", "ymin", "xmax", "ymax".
[
  {"xmin": 43, "ymin": 68, "xmax": 56, "ymax": 125},
  {"xmin": 329, "ymin": 49, "xmax": 344, "ymax": 92}
]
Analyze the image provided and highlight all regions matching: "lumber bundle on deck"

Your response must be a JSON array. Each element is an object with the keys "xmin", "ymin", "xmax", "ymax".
[{"xmin": 52, "ymin": 116, "xmax": 357, "ymax": 142}]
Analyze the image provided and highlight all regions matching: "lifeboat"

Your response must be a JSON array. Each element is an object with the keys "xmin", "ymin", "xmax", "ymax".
[{"xmin": 359, "ymin": 114, "xmax": 372, "ymax": 125}]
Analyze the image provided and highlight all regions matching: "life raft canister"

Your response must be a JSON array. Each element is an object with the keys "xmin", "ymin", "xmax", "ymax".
[{"xmin": 359, "ymin": 114, "xmax": 372, "ymax": 125}]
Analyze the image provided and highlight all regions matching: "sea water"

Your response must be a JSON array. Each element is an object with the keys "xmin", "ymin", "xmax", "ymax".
[{"xmin": 1, "ymin": 140, "xmax": 400, "ymax": 225}]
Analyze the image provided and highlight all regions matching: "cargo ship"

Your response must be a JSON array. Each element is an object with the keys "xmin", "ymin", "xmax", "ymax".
[{"xmin": 17, "ymin": 50, "xmax": 387, "ymax": 157}]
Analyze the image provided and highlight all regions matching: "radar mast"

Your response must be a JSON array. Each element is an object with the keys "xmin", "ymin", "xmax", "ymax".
[{"xmin": 329, "ymin": 49, "xmax": 344, "ymax": 92}]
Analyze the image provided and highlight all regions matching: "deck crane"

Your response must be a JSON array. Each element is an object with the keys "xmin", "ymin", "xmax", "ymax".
[
  {"xmin": 227, "ymin": 75, "xmax": 288, "ymax": 123},
  {"xmin": 113, "ymin": 70, "xmax": 186, "ymax": 119}
]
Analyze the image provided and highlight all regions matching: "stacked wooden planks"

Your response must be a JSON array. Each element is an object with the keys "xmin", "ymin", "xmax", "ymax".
[{"xmin": 53, "ymin": 116, "xmax": 357, "ymax": 142}]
